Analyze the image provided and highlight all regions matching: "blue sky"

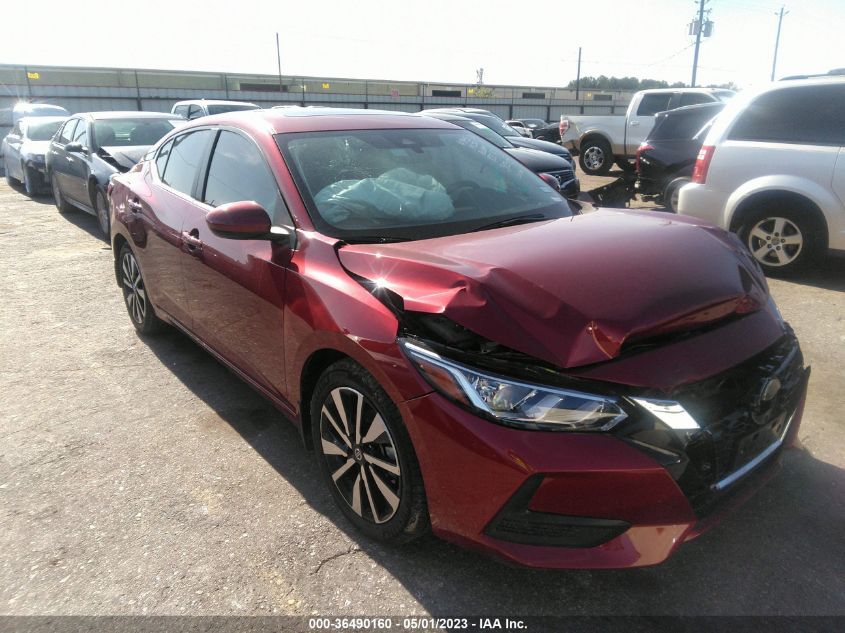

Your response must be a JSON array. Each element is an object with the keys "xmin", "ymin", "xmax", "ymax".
[{"xmin": 5, "ymin": 0, "xmax": 842, "ymax": 88}]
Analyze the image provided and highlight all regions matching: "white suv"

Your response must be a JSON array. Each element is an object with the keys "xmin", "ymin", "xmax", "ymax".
[{"xmin": 678, "ymin": 77, "xmax": 845, "ymax": 274}]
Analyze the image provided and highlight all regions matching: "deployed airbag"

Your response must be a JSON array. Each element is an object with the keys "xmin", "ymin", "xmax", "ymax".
[{"xmin": 314, "ymin": 168, "xmax": 455, "ymax": 224}]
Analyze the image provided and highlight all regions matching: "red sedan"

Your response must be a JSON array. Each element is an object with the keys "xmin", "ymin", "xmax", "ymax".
[{"xmin": 109, "ymin": 108, "xmax": 809, "ymax": 568}]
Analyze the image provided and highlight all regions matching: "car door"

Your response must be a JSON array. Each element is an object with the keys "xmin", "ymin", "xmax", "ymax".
[
  {"xmin": 49, "ymin": 118, "xmax": 77, "ymax": 192},
  {"xmin": 180, "ymin": 128, "xmax": 292, "ymax": 397},
  {"xmin": 626, "ymin": 93, "xmax": 672, "ymax": 156},
  {"xmin": 140, "ymin": 128, "xmax": 217, "ymax": 328},
  {"xmin": 4, "ymin": 122, "xmax": 23, "ymax": 179},
  {"xmin": 63, "ymin": 118, "xmax": 91, "ymax": 204}
]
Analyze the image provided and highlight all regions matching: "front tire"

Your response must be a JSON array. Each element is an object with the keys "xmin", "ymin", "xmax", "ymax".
[
  {"xmin": 22, "ymin": 163, "xmax": 38, "ymax": 196},
  {"xmin": 739, "ymin": 204, "xmax": 821, "ymax": 275},
  {"xmin": 51, "ymin": 175, "xmax": 74, "ymax": 214},
  {"xmin": 579, "ymin": 137, "xmax": 613, "ymax": 176},
  {"xmin": 311, "ymin": 359, "xmax": 428, "ymax": 543},
  {"xmin": 94, "ymin": 188, "xmax": 110, "ymax": 237},
  {"xmin": 118, "ymin": 244, "xmax": 164, "ymax": 335}
]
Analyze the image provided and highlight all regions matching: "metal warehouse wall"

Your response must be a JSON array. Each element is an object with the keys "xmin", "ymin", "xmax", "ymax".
[{"xmin": 0, "ymin": 64, "xmax": 633, "ymax": 119}]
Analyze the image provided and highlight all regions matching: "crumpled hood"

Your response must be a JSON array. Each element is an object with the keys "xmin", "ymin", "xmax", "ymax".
[
  {"xmin": 338, "ymin": 210, "xmax": 771, "ymax": 369},
  {"xmin": 99, "ymin": 146, "xmax": 148, "ymax": 171}
]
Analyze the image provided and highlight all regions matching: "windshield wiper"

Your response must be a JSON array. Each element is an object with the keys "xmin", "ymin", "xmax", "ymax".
[
  {"xmin": 342, "ymin": 236, "xmax": 410, "ymax": 244},
  {"xmin": 470, "ymin": 213, "xmax": 548, "ymax": 233}
]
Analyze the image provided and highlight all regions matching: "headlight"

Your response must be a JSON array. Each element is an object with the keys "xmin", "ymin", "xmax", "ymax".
[{"xmin": 400, "ymin": 339, "xmax": 627, "ymax": 431}]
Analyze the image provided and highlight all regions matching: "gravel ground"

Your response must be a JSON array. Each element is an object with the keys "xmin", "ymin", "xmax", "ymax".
[{"xmin": 0, "ymin": 177, "xmax": 843, "ymax": 617}]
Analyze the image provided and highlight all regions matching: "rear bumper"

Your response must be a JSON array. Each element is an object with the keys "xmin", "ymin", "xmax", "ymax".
[{"xmin": 677, "ymin": 182, "xmax": 728, "ymax": 226}]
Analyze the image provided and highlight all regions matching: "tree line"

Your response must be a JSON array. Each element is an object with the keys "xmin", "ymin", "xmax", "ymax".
[{"xmin": 567, "ymin": 76, "xmax": 737, "ymax": 91}]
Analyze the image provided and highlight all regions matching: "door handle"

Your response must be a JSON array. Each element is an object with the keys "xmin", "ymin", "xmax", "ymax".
[
  {"xmin": 630, "ymin": 121, "xmax": 640, "ymax": 127},
  {"xmin": 181, "ymin": 230, "xmax": 204, "ymax": 256}
]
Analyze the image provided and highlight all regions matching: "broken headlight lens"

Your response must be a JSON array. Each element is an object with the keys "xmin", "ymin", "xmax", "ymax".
[{"xmin": 400, "ymin": 339, "xmax": 627, "ymax": 431}]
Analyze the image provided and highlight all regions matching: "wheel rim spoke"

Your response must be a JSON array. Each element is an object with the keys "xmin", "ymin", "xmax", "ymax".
[
  {"xmin": 322, "ymin": 406, "xmax": 351, "ymax": 448},
  {"xmin": 369, "ymin": 466, "xmax": 400, "ymax": 514},
  {"xmin": 321, "ymin": 438, "xmax": 348, "ymax": 457},
  {"xmin": 781, "ymin": 234, "xmax": 802, "ymax": 245},
  {"xmin": 331, "ymin": 458, "xmax": 355, "ymax": 482},
  {"xmin": 750, "ymin": 227, "xmax": 770, "ymax": 242},
  {"xmin": 753, "ymin": 244, "xmax": 770, "ymax": 259},
  {"xmin": 331, "ymin": 389, "xmax": 350, "ymax": 437},
  {"xmin": 361, "ymin": 413, "xmax": 387, "ymax": 444},
  {"xmin": 350, "ymin": 472, "xmax": 362, "ymax": 516},
  {"xmin": 354, "ymin": 391, "xmax": 363, "ymax": 444},
  {"xmin": 773, "ymin": 217, "xmax": 786, "ymax": 236},
  {"xmin": 363, "ymin": 453, "xmax": 401, "ymax": 476},
  {"xmin": 775, "ymin": 248, "xmax": 790, "ymax": 265},
  {"xmin": 360, "ymin": 466, "xmax": 380, "ymax": 523}
]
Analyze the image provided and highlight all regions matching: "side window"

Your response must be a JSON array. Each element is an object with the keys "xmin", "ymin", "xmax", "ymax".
[
  {"xmin": 155, "ymin": 138, "xmax": 174, "ymax": 177},
  {"xmin": 680, "ymin": 92, "xmax": 714, "ymax": 107},
  {"xmin": 160, "ymin": 130, "xmax": 213, "ymax": 196},
  {"xmin": 729, "ymin": 85, "xmax": 845, "ymax": 145},
  {"xmin": 203, "ymin": 130, "xmax": 290, "ymax": 225},
  {"xmin": 72, "ymin": 120, "xmax": 88, "ymax": 147},
  {"xmin": 187, "ymin": 105, "xmax": 204, "ymax": 120},
  {"xmin": 636, "ymin": 93, "xmax": 673, "ymax": 116},
  {"xmin": 11, "ymin": 122, "xmax": 22, "ymax": 136},
  {"xmin": 173, "ymin": 105, "xmax": 189, "ymax": 118},
  {"xmin": 58, "ymin": 119, "xmax": 77, "ymax": 144}
]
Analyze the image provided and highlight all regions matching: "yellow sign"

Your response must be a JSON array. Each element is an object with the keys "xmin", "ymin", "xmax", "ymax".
[
  {"xmin": 27, "ymin": 72, "xmax": 40, "ymax": 80},
  {"xmin": 468, "ymin": 87, "xmax": 475, "ymax": 94},
  {"xmin": 322, "ymin": 83, "xmax": 330, "ymax": 89}
]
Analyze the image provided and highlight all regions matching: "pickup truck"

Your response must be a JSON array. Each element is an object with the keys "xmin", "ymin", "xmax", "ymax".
[{"xmin": 559, "ymin": 88, "xmax": 735, "ymax": 175}]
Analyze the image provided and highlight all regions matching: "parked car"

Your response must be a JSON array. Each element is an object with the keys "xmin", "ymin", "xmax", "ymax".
[
  {"xmin": 47, "ymin": 112, "xmax": 182, "ymax": 236},
  {"xmin": 560, "ymin": 88, "xmax": 735, "ymax": 175},
  {"xmin": 0, "ymin": 102, "xmax": 69, "ymax": 160},
  {"xmin": 109, "ymin": 108, "xmax": 808, "ymax": 569},
  {"xmin": 2, "ymin": 116, "xmax": 67, "ymax": 195},
  {"xmin": 679, "ymin": 77, "xmax": 845, "ymax": 274},
  {"xmin": 635, "ymin": 102, "xmax": 725, "ymax": 212},
  {"xmin": 421, "ymin": 108, "xmax": 575, "ymax": 164},
  {"xmin": 505, "ymin": 120, "xmax": 532, "ymax": 137},
  {"xmin": 171, "ymin": 100, "xmax": 259, "ymax": 120},
  {"xmin": 423, "ymin": 111, "xmax": 579, "ymax": 197}
]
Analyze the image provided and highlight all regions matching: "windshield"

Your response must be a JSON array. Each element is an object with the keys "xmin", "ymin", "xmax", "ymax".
[
  {"xmin": 276, "ymin": 128, "xmax": 571, "ymax": 241},
  {"xmin": 206, "ymin": 104, "xmax": 259, "ymax": 115},
  {"xmin": 93, "ymin": 119, "xmax": 178, "ymax": 148},
  {"xmin": 27, "ymin": 120, "xmax": 63, "ymax": 141},
  {"xmin": 714, "ymin": 90, "xmax": 737, "ymax": 102},
  {"xmin": 451, "ymin": 120, "xmax": 510, "ymax": 148},
  {"xmin": 522, "ymin": 119, "xmax": 547, "ymax": 128}
]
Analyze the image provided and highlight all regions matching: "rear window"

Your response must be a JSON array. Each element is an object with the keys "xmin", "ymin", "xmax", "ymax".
[
  {"xmin": 27, "ymin": 120, "xmax": 63, "ymax": 141},
  {"xmin": 728, "ymin": 85, "xmax": 845, "ymax": 145},
  {"xmin": 649, "ymin": 107, "xmax": 724, "ymax": 141},
  {"xmin": 94, "ymin": 118, "xmax": 178, "ymax": 147}
]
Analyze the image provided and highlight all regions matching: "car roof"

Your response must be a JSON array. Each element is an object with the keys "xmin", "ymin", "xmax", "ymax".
[
  {"xmin": 77, "ymin": 111, "xmax": 184, "ymax": 120},
  {"xmin": 13, "ymin": 103, "xmax": 68, "ymax": 113},
  {"xmin": 181, "ymin": 107, "xmax": 457, "ymax": 134},
  {"xmin": 639, "ymin": 88, "xmax": 727, "ymax": 94},
  {"xmin": 19, "ymin": 116, "xmax": 68, "ymax": 126}
]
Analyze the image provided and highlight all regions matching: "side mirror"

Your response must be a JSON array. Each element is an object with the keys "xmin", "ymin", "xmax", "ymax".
[
  {"xmin": 206, "ymin": 200, "xmax": 274, "ymax": 240},
  {"xmin": 65, "ymin": 142, "xmax": 86, "ymax": 153},
  {"xmin": 538, "ymin": 173, "xmax": 561, "ymax": 193}
]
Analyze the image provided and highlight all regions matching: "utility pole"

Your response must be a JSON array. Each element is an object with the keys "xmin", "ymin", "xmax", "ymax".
[
  {"xmin": 771, "ymin": 6, "xmax": 788, "ymax": 81},
  {"xmin": 690, "ymin": 0, "xmax": 708, "ymax": 87},
  {"xmin": 275, "ymin": 33, "xmax": 284, "ymax": 95},
  {"xmin": 575, "ymin": 47, "xmax": 582, "ymax": 100}
]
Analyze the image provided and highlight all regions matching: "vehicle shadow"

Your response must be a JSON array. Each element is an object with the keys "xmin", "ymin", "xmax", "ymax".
[
  {"xmin": 59, "ymin": 205, "xmax": 109, "ymax": 244},
  {"xmin": 4, "ymin": 178, "xmax": 55, "ymax": 206},
  {"xmin": 141, "ymin": 328, "xmax": 845, "ymax": 616},
  {"xmin": 775, "ymin": 256, "xmax": 845, "ymax": 292}
]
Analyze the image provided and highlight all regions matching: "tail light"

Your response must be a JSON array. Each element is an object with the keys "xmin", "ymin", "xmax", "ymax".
[
  {"xmin": 559, "ymin": 117, "xmax": 570, "ymax": 136},
  {"xmin": 635, "ymin": 142, "xmax": 653, "ymax": 173},
  {"xmin": 691, "ymin": 145, "xmax": 715, "ymax": 184}
]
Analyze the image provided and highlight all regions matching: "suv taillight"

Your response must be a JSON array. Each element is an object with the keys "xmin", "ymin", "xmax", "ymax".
[
  {"xmin": 635, "ymin": 142, "xmax": 653, "ymax": 173},
  {"xmin": 559, "ymin": 117, "xmax": 569, "ymax": 136},
  {"xmin": 692, "ymin": 145, "xmax": 715, "ymax": 184}
]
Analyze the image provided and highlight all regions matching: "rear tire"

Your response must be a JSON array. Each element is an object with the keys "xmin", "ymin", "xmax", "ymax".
[
  {"xmin": 311, "ymin": 359, "xmax": 429, "ymax": 544},
  {"xmin": 662, "ymin": 177, "xmax": 689, "ymax": 214},
  {"xmin": 579, "ymin": 137, "xmax": 613, "ymax": 176},
  {"xmin": 738, "ymin": 203, "xmax": 822, "ymax": 276},
  {"xmin": 118, "ymin": 244, "xmax": 164, "ymax": 335},
  {"xmin": 22, "ymin": 163, "xmax": 37, "ymax": 196},
  {"xmin": 51, "ymin": 174, "xmax": 74, "ymax": 214}
]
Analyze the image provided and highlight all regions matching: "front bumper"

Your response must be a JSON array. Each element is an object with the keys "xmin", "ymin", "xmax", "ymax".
[{"xmin": 403, "ymin": 336, "xmax": 808, "ymax": 569}]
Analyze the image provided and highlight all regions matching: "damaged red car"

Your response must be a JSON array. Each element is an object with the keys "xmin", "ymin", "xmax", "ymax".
[{"xmin": 109, "ymin": 109, "xmax": 809, "ymax": 568}]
